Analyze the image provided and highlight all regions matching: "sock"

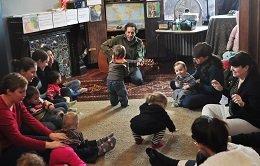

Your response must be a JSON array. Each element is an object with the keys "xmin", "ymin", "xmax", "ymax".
[
  {"xmin": 97, "ymin": 137, "xmax": 116, "ymax": 156},
  {"xmin": 96, "ymin": 133, "xmax": 114, "ymax": 146}
]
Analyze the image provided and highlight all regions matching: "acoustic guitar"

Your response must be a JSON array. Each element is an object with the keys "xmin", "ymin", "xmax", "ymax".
[{"xmin": 98, "ymin": 50, "xmax": 156, "ymax": 73}]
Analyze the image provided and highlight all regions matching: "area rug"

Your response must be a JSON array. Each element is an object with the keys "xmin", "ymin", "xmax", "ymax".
[{"xmin": 77, "ymin": 74, "xmax": 174, "ymax": 101}]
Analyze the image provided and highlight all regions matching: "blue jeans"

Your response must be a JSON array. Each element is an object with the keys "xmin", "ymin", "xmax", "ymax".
[
  {"xmin": 63, "ymin": 80, "xmax": 81, "ymax": 100},
  {"xmin": 181, "ymin": 93, "xmax": 221, "ymax": 110},
  {"xmin": 129, "ymin": 67, "xmax": 144, "ymax": 85},
  {"xmin": 107, "ymin": 80, "xmax": 128, "ymax": 107}
]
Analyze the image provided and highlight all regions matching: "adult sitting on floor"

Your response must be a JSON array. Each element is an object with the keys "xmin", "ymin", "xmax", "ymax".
[
  {"xmin": 171, "ymin": 42, "xmax": 224, "ymax": 109},
  {"xmin": 30, "ymin": 49, "xmax": 50, "ymax": 97},
  {"xmin": 101, "ymin": 22, "xmax": 145, "ymax": 85},
  {"xmin": 203, "ymin": 51, "xmax": 260, "ymax": 136},
  {"xmin": 0, "ymin": 73, "xmax": 81, "ymax": 165},
  {"xmin": 146, "ymin": 116, "xmax": 260, "ymax": 166},
  {"xmin": 12, "ymin": 57, "xmax": 68, "ymax": 131},
  {"xmin": 41, "ymin": 45, "xmax": 87, "ymax": 99}
]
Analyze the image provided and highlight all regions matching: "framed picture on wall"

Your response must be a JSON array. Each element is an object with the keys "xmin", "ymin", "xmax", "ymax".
[{"xmin": 147, "ymin": 2, "xmax": 160, "ymax": 18}]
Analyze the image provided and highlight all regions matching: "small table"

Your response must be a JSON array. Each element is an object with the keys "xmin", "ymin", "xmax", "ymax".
[
  {"xmin": 206, "ymin": 15, "xmax": 237, "ymax": 57},
  {"xmin": 155, "ymin": 26, "xmax": 208, "ymax": 60}
]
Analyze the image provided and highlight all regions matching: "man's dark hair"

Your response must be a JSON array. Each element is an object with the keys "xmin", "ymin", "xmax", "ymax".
[{"xmin": 124, "ymin": 22, "xmax": 138, "ymax": 33}]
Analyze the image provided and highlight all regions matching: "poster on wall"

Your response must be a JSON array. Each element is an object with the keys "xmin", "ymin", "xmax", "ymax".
[
  {"xmin": 89, "ymin": 5, "xmax": 102, "ymax": 22},
  {"xmin": 38, "ymin": 12, "xmax": 53, "ymax": 31},
  {"xmin": 87, "ymin": 0, "xmax": 102, "ymax": 6},
  {"xmin": 22, "ymin": 14, "xmax": 40, "ymax": 34},
  {"xmin": 78, "ymin": 7, "xmax": 90, "ymax": 23},
  {"xmin": 53, "ymin": 11, "xmax": 67, "ymax": 28},
  {"xmin": 147, "ymin": 2, "xmax": 160, "ymax": 18},
  {"xmin": 66, "ymin": 9, "xmax": 78, "ymax": 25}
]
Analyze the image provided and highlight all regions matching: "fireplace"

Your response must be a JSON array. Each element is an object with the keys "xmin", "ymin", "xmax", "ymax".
[{"xmin": 7, "ymin": 17, "xmax": 88, "ymax": 77}]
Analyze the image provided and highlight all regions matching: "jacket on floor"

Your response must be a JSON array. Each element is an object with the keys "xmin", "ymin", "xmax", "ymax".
[{"xmin": 130, "ymin": 103, "xmax": 176, "ymax": 135}]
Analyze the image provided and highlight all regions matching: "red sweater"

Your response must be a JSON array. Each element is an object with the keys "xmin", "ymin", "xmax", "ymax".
[
  {"xmin": 47, "ymin": 83, "xmax": 61, "ymax": 100},
  {"xmin": 0, "ymin": 96, "xmax": 51, "ymax": 151}
]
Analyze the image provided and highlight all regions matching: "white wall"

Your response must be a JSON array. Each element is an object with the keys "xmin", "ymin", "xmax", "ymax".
[{"xmin": 2, "ymin": 0, "xmax": 59, "ymax": 17}]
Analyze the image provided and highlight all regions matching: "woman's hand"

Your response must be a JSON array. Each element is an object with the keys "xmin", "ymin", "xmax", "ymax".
[
  {"xmin": 231, "ymin": 94, "xmax": 245, "ymax": 107},
  {"xmin": 49, "ymin": 133, "xmax": 68, "ymax": 141},
  {"xmin": 211, "ymin": 79, "xmax": 223, "ymax": 91},
  {"xmin": 45, "ymin": 141, "xmax": 66, "ymax": 149}
]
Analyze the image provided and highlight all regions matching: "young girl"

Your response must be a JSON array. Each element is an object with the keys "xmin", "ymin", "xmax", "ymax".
[
  {"xmin": 130, "ymin": 92, "xmax": 176, "ymax": 149},
  {"xmin": 59, "ymin": 112, "xmax": 116, "ymax": 163},
  {"xmin": 23, "ymin": 86, "xmax": 64, "ymax": 130},
  {"xmin": 107, "ymin": 45, "xmax": 129, "ymax": 107},
  {"xmin": 46, "ymin": 71, "xmax": 76, "ymax": 107},
  {"xmin": 170, "ymin": 61, "xmax": 196, "ymax": 107}
]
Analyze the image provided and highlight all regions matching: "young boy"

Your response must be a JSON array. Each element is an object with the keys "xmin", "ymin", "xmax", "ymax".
[
  {"xmin": 60, "ymin": 112, "xmax": 116, "ymax": 163},
  {"xmin": 170, "ymin": 61, "xmax": 196, "ymax": 107},
  {"xmin": 107, "ymin": 45, "xmax": 130, "ymax": 107}
]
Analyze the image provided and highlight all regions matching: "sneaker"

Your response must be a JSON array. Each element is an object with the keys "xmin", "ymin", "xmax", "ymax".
[
  {"xmin": 151, "ymin": 142, "xmax": 164, "ymax": 149},
  {"xmin": 64, "ymin": 96, "xmax": 71, "ymax": 103},
  {"xmin": 79, "ymin": 88, "xmax": 88, "ymax": 94},
  {"xmin": 68, "ymin": 100, "xmax": 77, "ymax": 107},
  {"xmin": 135, "ymin": 138, "xmax": 144, "ymax": 145}
]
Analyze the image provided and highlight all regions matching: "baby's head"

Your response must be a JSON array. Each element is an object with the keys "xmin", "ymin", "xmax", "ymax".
[
  {"xmin": 146, "ymin": 92, "xmax": 168, "ymax": 109},
  {"xmin": 17, "ymin": 153, "xmax": 45, "ymax": 166},
  {"xmin": 24, "ymin": 86, "xmax": 41, "ymax": 105},
  {"xmin": 112, "ymin": 45, "xmax": 126, "ymax": 61},
  {"xmin": 63, "ymin": 112, "xmax": 79, "ymax": 129},
  {"xmin": 174, "ymin": 61, "xmax": 188, "ymax": 77},
  {"xmin": 48, "ymin": 71, "xmax": 62, "ymax": 84}
]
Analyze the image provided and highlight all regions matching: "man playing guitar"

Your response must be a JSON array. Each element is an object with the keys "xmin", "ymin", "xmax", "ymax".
[{"xmin": 101, "ymin": 22, "xmax": 145, "ymax": 85}]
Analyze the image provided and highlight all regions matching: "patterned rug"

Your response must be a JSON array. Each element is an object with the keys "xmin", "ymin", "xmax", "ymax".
[{"xmin": 77, "ymin": 74, "xmax": 174, "ymax": 101}]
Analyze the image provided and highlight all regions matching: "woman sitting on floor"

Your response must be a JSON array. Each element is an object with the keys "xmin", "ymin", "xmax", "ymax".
[
  {"xmin": 0, "ymin": 73, "xmax": 84, "ymax": 165},
  {"xmin": 203, "ymin": 51, "xmax": 260, "ymax": 136},
  {"xmin": 146, "ymin": 116, "xmax": 260, "ymax": 166},
  {"xmin": 41, "ymin": 45, "xmax": 88, "ymax": 100}
]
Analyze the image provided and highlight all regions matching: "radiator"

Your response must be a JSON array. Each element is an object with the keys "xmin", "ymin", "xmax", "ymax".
[{"xmin": 157, "ymin": 30, "xmax": 207, "ymax": 58}]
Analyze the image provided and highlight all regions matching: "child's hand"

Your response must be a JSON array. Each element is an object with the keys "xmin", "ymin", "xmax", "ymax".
[
  {"xmin": 48, "ymin": 104, "xmax": 55, "ymax": 111},
  {"xmin": 182, "ymin": 83, "xmax": 190, "ymax": 90}
]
